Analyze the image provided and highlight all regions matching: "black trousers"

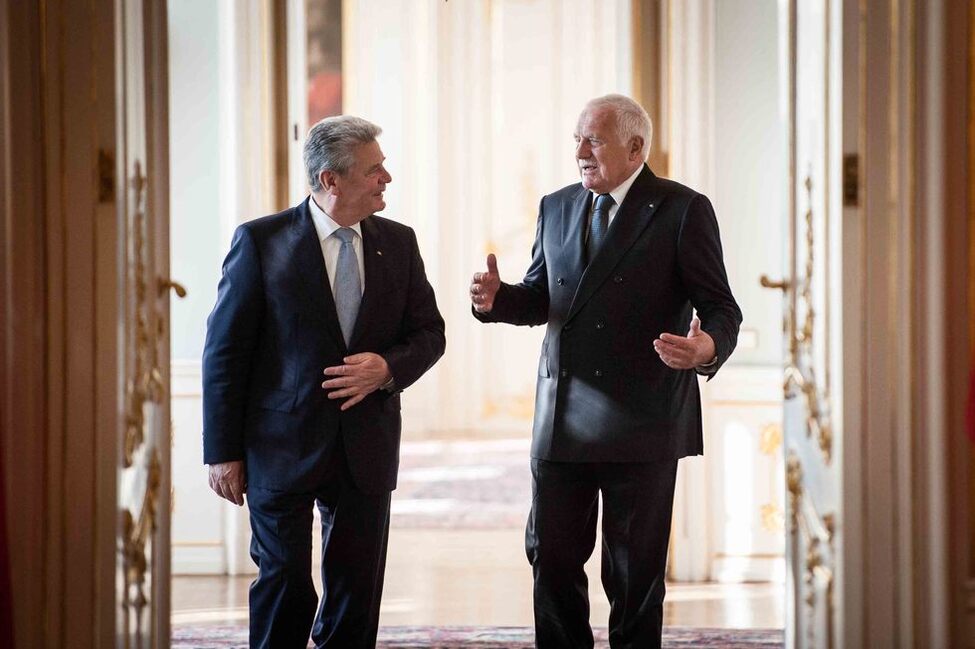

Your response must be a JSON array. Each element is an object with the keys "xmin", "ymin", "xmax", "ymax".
[
  {"xmin": 246, "ymin": 446, "xmax": 391, "ymax": 649},
  {"xmin": 526, "ymin": 457, "xmax": 679, "ymax": 649}
]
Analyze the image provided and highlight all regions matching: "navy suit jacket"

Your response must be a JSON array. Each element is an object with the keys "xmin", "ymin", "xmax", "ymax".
[
  {"xmin": 203, "ymin": 198, "xmax": 445, "ymax": 494},
  {"xmin": 475, "ymin": 166, "xmax": 741, "ymax": 462}
]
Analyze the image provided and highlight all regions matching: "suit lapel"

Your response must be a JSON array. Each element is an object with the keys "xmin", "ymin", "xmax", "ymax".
[
  {"xmin": 289, "ymin": 198, "xmax": 347, "ymax": 350},
  {"xmin": 566, "ymin": 165, "xmax": 665, "ymax": 322},
  {"xmin": 562, "ymin": 187, "xmax": 591, "ymax": 274},
  {"xmin": 348, "ymin": 215, "xmax": 386, "ymax": 350}
]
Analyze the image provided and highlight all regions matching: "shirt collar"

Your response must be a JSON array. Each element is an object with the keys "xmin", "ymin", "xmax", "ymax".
[
  {"xmin": 308, "ymin": 195, "xmax": 363, "ymax": 242},
  {"xmin": 591, "ymin": 164, "xmax": 644, "ymax": 208}
]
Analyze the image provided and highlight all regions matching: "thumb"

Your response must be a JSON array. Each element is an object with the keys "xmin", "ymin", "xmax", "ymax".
[
  {"xmin": 486, "ymin": 253, "xmax": 499, "ymax": 276},
  {"xmin": 688, "ymin": 316, "xmax": 701, "ymax": 337}
]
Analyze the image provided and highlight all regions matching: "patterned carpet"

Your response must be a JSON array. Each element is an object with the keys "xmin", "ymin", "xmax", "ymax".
[
  {"xmin": 171, "ymin": 625, "xmax": 784, "ymax": 648},
  {"xmin": 391, "ymin": 438, "xmax": 531, "ymax": 529}
]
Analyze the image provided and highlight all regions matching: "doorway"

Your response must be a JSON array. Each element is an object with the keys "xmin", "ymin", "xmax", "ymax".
[{"xmin": 167, "ymin": 0, "xmax": 787, "ymax": 640}]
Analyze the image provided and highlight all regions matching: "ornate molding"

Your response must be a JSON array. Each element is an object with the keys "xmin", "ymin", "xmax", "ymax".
[
  {"xmin": 119, "ymin": 159, "xmax": 183, "ymax": 645},
  {"xmin": 786, "ymin": 453, "xmax": 803, "ymax": 534},
  {"xmin": 120, "ymin": 449, "xmax": 161, "ymax": 644},
  {"xmin": 124, "ymin": 161, "xmax": 164, "ymax": 468},
  {"xmin": 780, "ymin": 175, "xmax": 834, "ymax": 464},
  {"xmin": 786, "ymin": 452, "xmax": 837, "ymax": 649},
  {"xmin": 759, "ymin": 422, "xmax": 783, "ymax": 455}
]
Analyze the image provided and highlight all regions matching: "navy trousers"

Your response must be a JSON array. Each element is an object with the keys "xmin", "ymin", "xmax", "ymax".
[
  {"xmin": 526, "ymin": 457, "xmax": 679, "ymax": 649},
  {"xmin": 246, "ymin": 445, "xmax": 391, "ymax": 649}
]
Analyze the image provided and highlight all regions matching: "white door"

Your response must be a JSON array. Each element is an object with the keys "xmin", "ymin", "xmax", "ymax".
[
  {"xmin": 763, "ymin": 1, "xmax": 843, "ymax": 646},
  {"xmin": 116, "ymin": 1, "xmax": 176, "ymax": 646}
]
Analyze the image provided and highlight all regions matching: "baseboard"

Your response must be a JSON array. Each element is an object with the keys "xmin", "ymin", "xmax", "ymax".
[
  {"xmin": 711, "ymin": 555, "xmax": 785, "ymax": 583},
  {"xmin": 173, "ymin": 544, "xmax": 226, "ymax": 575}
]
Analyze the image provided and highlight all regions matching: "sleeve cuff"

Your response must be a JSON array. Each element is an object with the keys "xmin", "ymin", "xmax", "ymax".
[{"xmin": 695, "ymin": 355, "xmax": 718, "ymax": 375}]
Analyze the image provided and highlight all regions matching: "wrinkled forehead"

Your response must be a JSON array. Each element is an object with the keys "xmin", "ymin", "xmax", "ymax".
[{"xmin": 575, "ymin": 105, "xmax": 616, "ymax": 137}]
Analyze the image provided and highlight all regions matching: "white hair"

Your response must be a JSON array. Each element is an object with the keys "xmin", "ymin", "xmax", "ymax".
[
  {"xmin": 303, "ymin": 115, "xmax": 383, "ymax": 191},
  {"xmin": 583, "ymin": 94, "xmax": 653, "ymax": 160}
]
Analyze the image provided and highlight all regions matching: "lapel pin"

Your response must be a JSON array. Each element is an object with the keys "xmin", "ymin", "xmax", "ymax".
[
  {"xmin": 648, "ymin": 202, "xmax": 655, "ymax": 209},
  {"xmin": 377, "ymin": 250, "xmax": 383, "ymax": 256}
]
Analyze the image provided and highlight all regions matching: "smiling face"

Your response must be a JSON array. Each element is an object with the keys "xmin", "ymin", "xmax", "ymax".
[
  {"xmin": 574, "ymin": 105, "xmax": 644, "ymax": 194},
  {"xmin": 319, "ymin": 139, "xmax": 392, "ymax": 225}
]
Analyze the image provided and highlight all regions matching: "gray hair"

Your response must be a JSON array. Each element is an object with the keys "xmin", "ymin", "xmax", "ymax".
[
  {"xmin": 303, "ymin": 115, "xmax": 383, "ymax": 191},
  {"xmin": 584, "ymin": 94, "xmax": 653, "ymax": 160}
]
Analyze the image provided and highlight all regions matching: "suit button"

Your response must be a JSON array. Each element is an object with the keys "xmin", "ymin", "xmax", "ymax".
[
  {"xmin": 557, "ymin": 277, "xmax": 565, "ymax": 285},
  {"xmin": 595, "ymin": 370, "xmax": 603, "ymax": 377},
  {"xmin": 613, "ymin": 275, "xmax": 623, "ymax": 283},
  {"xmin": 595, "ymin": 322, "xmax": 605, "ymax": 330},
  {"xmin": 560, "ymin": 369, "xmax": 568, "ymax": 378}
]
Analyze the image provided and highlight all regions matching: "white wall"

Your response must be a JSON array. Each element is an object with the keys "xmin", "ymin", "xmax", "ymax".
[
  {"xmin": 168, "ymin": 0, "xmax": 223, "ymax": 362},
  {"xmin": 169, "ymin": 0, "xmax": 273, "ymax": 576},
  {"xmin": 168, "ymin": 0, "xmax": 227, "ymax": 574},
  {"xmin": 712, "ymin": 0, "xmax": 785, "ymax": 367},
  {"xmin": 667, "ymin": 0, "xmax": 786, "ymax": 582},
  {"xmin": 342, "ymin": 0, "xmax": 634, "ymax": 438}
]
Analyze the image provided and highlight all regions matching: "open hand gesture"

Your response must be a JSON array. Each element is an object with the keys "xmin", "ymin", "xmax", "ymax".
[{"xmin": 653, "ymin": 316, "xmax": 716, "ymax": 369}]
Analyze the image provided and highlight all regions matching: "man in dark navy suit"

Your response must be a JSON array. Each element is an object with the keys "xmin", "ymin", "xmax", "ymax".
[
  {"xmin": 471, "ymin": 94, "xmax": 741, "ymax": 649},
  {"xmin": 203, "ymin": 116, "xmax": 445, "ymax": 648}
]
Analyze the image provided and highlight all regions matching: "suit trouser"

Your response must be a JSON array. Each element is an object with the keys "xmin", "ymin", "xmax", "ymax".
[
  {"xmin": 526, "ymin": 457, "xmax": 679, "ymax": 649},
  {"xmin": 246, "ymin": 444, "xmax": 391, "ymax": 649}
]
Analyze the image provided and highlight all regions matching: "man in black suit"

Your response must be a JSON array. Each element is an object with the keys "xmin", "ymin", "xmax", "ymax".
[
  {"xmin": 471, "ymin": 94, "xmax": 741, "ymax": 648},
  {"xmin": 203, "ymin": 116, "xmax": 445, "ymax": 648}
]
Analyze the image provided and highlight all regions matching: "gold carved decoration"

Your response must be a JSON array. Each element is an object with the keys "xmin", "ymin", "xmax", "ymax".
[
  {"xmin": 119, "ymin": 160, "xmax": 185, "ymax": 646},
  {"xmin": 759, "ymin": 423, "xmax": 785, "ymax": 533},
  {"xmin": 786, "ymin": 453, "xmax": 802, "ymax": 534},
  {"xmin": 120, "ymin": 449, "xmax": 161, "ymax": 647},
  {"xmin": 759, "ymin": 422, "xmax": 783, "ymax": 455},
  {"xmin": 124, "ymin": 161, "xmax": 164, "ymax": 468},
  {"xmin": 788, "ymin": 175, "xmax": 834, "ymax": 464},
  {"xmin": 760, "ymin": 175, "xmax": 834, "ymax": 464},
  {"xmin": 760, "ymin": 503, "xmax": 784, "ymax": 533},
  {"xmin": 786, "ymin": 452, "xmax": 836, "ymax": 649}
]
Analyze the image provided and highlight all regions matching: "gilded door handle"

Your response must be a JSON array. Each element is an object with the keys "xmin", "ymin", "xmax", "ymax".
[
  {"xmin": 158, "ymin": 278, "xmax": 187, "ymax": 298},
  {"xmin": 759, "ymin": 274, "xmax": 791, "ymax": 291}
]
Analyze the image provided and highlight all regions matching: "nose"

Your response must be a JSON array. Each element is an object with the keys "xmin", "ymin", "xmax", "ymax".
[
  {"xmin": 381, "ymin": 167, "xmax": 392, "ymax": 184},
  {"xmin": 575, "ymin": 139, "xmax": 590, "ymax": 158}
]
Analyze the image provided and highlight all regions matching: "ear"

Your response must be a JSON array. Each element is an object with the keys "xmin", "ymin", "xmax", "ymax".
[
  {"xmin": 629, "ymin": 136, "xmax": 645, "ymax": 161},
  {"xmin": 320, "ymin": 169, "xmax": 339, "ymax": 194}
]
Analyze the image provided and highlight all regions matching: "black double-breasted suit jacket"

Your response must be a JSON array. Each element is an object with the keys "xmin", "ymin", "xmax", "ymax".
[{"xmin": 476, "ymin": 165, "xmax": 742, "ymax": 462}]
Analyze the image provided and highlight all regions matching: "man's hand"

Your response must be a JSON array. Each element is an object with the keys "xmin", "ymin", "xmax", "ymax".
[
  {"xmin": 208, "ymin": 460, "xmax": 246, "ymax": 506},
  {"xmin": 653, "ymin": 316, "xmax": 716, "ymax": 369},
  {"xmin": 470, "ymin": 254, "xmax": 501, "ymax": 313},
  {"xmin": 322, "ymin": 352, "xmax": 392, "ymax": 411}
]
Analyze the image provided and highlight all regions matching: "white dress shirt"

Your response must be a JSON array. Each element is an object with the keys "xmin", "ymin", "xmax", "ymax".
[
  {"xmin": 586, "ymin": 163, "xmax": 643, "ymax": 235},
  {"xmin": 308, "ymin": 196, "xmax": 398, "ymax": 389},
  {"xmin": 308, "ymin": 196, "xmax": 365, "ymax": 296}
]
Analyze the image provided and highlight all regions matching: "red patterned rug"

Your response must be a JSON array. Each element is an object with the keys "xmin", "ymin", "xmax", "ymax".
[{"xmin": 171, "ymin": 625, "xmax": 784, "ymax": 648}]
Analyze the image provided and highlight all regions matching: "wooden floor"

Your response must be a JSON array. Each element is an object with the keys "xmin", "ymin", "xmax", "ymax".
[{"xmin": 172, "ymin": 528, "xmax": 783, "ymax": 629}]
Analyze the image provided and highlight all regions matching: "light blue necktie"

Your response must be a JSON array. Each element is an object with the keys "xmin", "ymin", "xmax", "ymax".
[
  {"xmin": 587, "ymin": 193, "xmax": 615, "ymax": 264},
  {"xmin": 332, "ymin": 227, "xmax": 361, "ymax": 345}
]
